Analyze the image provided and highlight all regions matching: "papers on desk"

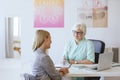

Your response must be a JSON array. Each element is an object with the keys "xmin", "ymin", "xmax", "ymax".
[
  {"xmin": 55, "ymin": 63, "xmax": 71, "ymax": 68},
  {"xmin": 71, "ymin": 64, "xmax": 98, "ymax": 69},
  {"xmin": 69, "ymin": 64, "xmax": 99, "ymax": 72},
  {"xmin": 70, "ymin": 64, "xmax": 120, "ymax": 72}
]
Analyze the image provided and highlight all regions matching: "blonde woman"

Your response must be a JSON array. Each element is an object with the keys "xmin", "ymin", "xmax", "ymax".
[{"xmin": 32, "ymin": 30, "xmax": 68, "ymax": 80}]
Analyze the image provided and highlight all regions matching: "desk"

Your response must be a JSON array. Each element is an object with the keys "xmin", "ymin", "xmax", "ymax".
[{"xmin": 65, "ymin": 64, "xmax": 120, "ymax": 77}]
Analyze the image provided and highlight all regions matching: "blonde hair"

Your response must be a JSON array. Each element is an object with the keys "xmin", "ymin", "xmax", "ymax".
[
  {"xmin": 72, "ymin": 23, "xmax": 86, "ymax": 35},
  {"xmin": 32, "ymin": 30, "xmax": 50, "ymax": 51}
]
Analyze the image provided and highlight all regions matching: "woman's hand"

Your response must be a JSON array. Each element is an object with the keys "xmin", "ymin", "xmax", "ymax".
[
  {"xmin": 59, "ymin": 67, "xmax": 69, "ymax": 76},
  {"xmin": 69, "ymin": 60, "xmax": 75, "ymax": 64}
]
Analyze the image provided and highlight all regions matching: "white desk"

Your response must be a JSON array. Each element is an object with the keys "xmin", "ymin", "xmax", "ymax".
[{"xmin": 65, "ymin": 64, "xmax": 120, "ymax": 77}]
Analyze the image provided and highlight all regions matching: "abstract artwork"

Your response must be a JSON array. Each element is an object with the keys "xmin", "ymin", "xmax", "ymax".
[
  {"xmin": 34, "ymin": 0, "xmax": 64, "ymax": 28},
  {"xmin": 77, "ymin": 0, "xmax": 108, "ymax": 27}
]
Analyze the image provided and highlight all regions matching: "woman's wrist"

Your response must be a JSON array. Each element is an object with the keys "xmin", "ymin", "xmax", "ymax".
[{"xmin": 59, "ymin": 68, "xmax": 69, "ymax": 76}]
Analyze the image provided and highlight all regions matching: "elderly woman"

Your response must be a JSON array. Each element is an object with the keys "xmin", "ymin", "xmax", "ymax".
[
  {"xmin": 32, "ymin": 30, "xmax": 69, "ymax": 80},
  {"xmin": 63, "ymin": 23, "xmax": 95, "ymax": 80}
]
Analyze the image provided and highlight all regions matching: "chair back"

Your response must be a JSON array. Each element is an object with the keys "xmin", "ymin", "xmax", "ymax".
[
  {"xmin": 89, "ymin": 39, "xmax": 105, "ymax": 63},
  {"xmin": 24, "ymin": 73, "xmax": 36, "ymax": 80}
]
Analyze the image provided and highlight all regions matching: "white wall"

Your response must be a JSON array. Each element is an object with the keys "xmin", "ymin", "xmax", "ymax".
[
  {"xmin": 0, "ymin": 0, "xmax": 120, "ymax": 64},
  {"xmin": 0, "ymin": 17, "xmax": 5, "ymax": 58}
]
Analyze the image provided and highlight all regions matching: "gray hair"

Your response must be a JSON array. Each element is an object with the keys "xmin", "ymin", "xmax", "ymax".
[{"xmin": 72, "ymin": 23, "xmax": 86, "ymax": 35}]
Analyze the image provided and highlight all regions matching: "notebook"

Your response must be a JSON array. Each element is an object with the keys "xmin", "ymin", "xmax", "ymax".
[{"xmin": 89, "ymin": 52, "xmax": 113, "ymax": 71}]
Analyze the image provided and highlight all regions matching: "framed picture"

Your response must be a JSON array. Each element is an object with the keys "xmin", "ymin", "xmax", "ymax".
[
  {"xmin": 77, "ymin": 0, "xmax": 108, "ymax": 27},
  {"xmin": 34, "ymin": 0, "xmax": 64, "ymax": 28}
]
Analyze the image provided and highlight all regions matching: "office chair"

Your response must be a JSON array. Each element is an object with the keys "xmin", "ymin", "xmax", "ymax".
[
  {"xmin": 85, "ymin": 39, "xmax": 105, "ymax": 80},
  {"xmin": 90, "ymin": 39, "xmax": 105, "ymax": 63},
  {"xmin": 23, "ymin": 73, "xmax": 36, "ymax": 80}
]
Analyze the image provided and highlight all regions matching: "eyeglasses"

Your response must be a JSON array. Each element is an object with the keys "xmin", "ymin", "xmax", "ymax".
[{"xmin": 72, "ymin": 30, "xmax": 83, "ymax": 35}]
